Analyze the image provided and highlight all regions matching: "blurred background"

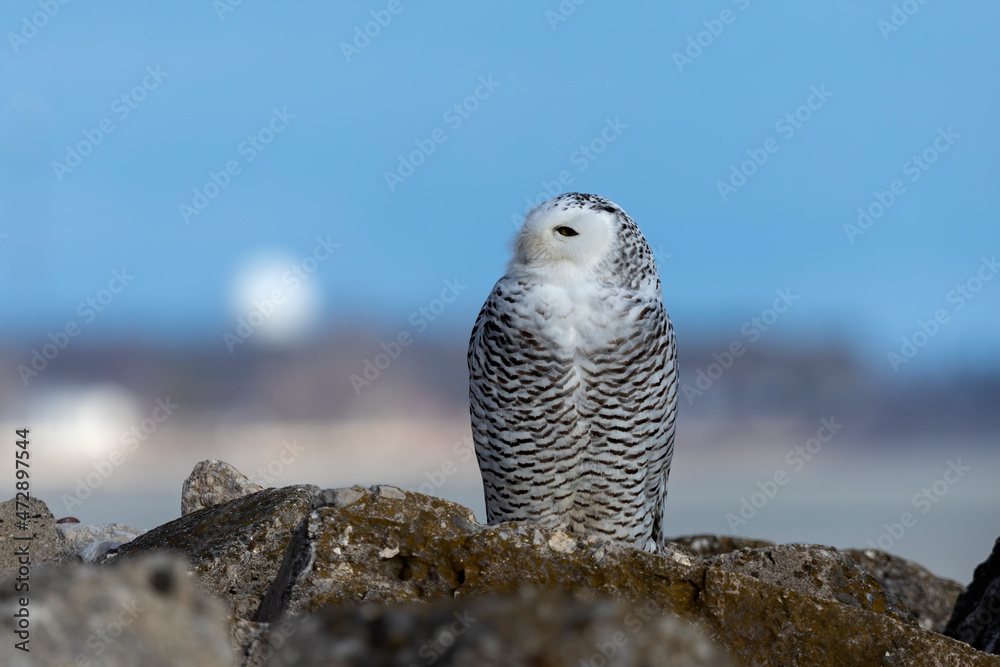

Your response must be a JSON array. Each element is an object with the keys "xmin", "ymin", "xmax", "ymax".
[{"xmin": 1, "ymin": 1, "xmax": 998, "ymax": 583}]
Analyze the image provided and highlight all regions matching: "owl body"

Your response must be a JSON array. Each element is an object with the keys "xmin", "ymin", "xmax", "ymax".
[{"xmin": 468, "ymin": 193, "xmax": 677, "ymax": 552}]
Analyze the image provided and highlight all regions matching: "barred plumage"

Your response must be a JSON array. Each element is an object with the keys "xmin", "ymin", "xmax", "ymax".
[{"xmin": 468, "ymin": 192, "xmax": 678, "ymax": 552}]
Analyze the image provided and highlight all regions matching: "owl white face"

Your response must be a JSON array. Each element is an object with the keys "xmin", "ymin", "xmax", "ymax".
[{"xmin": 510, "ymin": 202, "xmax": 615, "ymax": 281}]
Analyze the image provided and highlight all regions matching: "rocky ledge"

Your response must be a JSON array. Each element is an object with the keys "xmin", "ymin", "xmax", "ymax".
[{"xmin": 0, "ymin": 458, "xmax": 997, "ymax": 666}]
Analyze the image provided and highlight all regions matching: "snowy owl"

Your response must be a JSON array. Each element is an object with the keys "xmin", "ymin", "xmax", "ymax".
[{"xmin": 468, "ymin": 192, "xmax": 678, "ymax": 552}]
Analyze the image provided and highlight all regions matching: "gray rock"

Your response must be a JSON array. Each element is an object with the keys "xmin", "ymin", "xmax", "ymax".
[
  {"xmin": 846, "ymin": 547, "xmax": 964, "ymax": 633},
  {"xmin": 255, "ymin": 484, "xmax": 480, "ymax": 621},
  {"xmin": 99, "ymin": 485, "xmax": 318, "ymax": 619},
  {"xmin": 230, "ymin": 615, "xmax": 327, "ymax": 667},
  {"xmin": 254, "ymin": 486, "xmax": 909, "ymax": 627},
  {"xmin": 230, "ymin": 617, "xmax": 270, "ymax": 667},
  {"xmin": 695, "ymin": 565, "xmax": 997, "ymax": 666},
  {"xmin": 674, "ymin": 536, "xmax": 964, "ymax": 633},
  {"xmin": 45, "ymin": 459, "xmax": 997, "ymax": 666},
  {"xmin": 0, "ymin": 553, "xmax": 235, "ymax": 666},
  {"xmin": 182, "ymin": 459, "xmax": 265, "ymax": 516},
  {"xmin": 668, "ymin": 534, "xmax": 775, "ymax": 557},
  {"xmin": 703, "ymin": 543, "xmax": 916, "ymax": 625},
  {"xmin": 946, "ymin": 537, "xmax": 1000, "ymax": 653},
  {"xmin": 267, "ymin": 591, "xmax": 735, "ymax": 667},
  {"xmin": 57, "ymin": 522, "xmax": 146, "ymax": 563},
  {"xmin": 244, "ymin": 481, "xmax": 999, "ymax": 665},
  {"xmin": 0, "ymin": 496, "xmax": 68, "ymax": 576}
]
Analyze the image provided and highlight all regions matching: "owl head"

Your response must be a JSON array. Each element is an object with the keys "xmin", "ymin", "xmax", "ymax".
[{"xmin": 509, "ymin": 193, "xmax": 657, "ymax": 289}]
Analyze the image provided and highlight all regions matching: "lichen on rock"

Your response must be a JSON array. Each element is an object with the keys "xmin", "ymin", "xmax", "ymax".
[{"xmin": 7, "ymin": 459, "xmax": 998, "ymax": 666}]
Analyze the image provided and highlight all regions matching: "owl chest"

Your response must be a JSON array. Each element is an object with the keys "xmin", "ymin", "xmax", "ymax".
[{"xmin": 515, "ymin": 285, "xmax": 635, "ymax": 356}]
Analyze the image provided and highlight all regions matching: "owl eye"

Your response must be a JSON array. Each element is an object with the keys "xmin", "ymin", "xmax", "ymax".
[{"xmin": 556, "ymin": 226, "xmax": 578, "ymax": 237}]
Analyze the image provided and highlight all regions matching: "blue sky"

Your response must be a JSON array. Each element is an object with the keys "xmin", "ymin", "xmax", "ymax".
[{"xmin": 2, "ymin": 1, "xmax": 999, "ymax": 373}]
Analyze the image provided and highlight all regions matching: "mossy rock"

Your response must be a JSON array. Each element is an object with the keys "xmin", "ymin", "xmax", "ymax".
[{"xmin": 99, "ymin": 485, "xmax": 318, "ymax": 619}]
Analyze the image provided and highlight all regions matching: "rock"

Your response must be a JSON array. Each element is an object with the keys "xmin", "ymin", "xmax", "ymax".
[
  {"xmin": 246, "ymin": 483, "xmax": 998, "ymax": 665},
  {"xmin": 704, "ymin": 544, "xmax": 915, "ymax": 624},
  {"xmin": 57, "ymin": 522, "xmax": 146, "ymax": 563},
  {"xmin": 256, "ymin": 484, "xmax": 483, "ymax": 620},
  {"xmin": 267, "ymin": 591, "xmax": 735, "ymax": 667},
  {"xmin": 54, "ymin": 459, "xmax": 999, "ymax": 665},
  {"xmin": 0, "ymin": 496, "xmax": 68, "ymax": 575},
  {"xmin": 1, "ymin": 497, "xmax": 149, "ymax": 571},
  {"xmin": 255, "ymin": 486, "xmax": 903, "ymax": 624},
  {"xmin": 0, "ymin": 553, "xmax": 235, "ymax": 666},
  {"xmin": 231, "ymin": 616, "xmax": 337, "ymax": 667},
  {"xmin": 696, "ymin": 566, "xmax": 995, "ymax": 666},
  {"xmin": 182, "ymin": 458, "xmax": 265, "ymax": 516},
  {"xmin": 945, "ymin": 537, "xmax": 1000, "ymax": 654},
  {"xmin": 845, "ymin": 548, "xmax": 965, "ymax": 633},
  {"xmin": 230, "ymin": 617, "xmax": 270, "ymax": 667},
  {"xmin": 98, "ymin": 485, "xmax": 318, "ymax": 619},
  {"xmin": 668, "ymin": 534, "xmax": 775, "ymax": 557},
  {"xmin": 673, "ymin": 536, "xmax": 964, "ymax": 633}
]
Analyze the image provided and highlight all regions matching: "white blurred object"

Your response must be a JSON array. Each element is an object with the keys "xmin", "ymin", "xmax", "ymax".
[
  {"xmin": 27, "ymin": 383, "xmax": 141, "ymax": 459},
  {"xmin": 229, "ymin": 251, "xmax": 322, "ymax": 344}
]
